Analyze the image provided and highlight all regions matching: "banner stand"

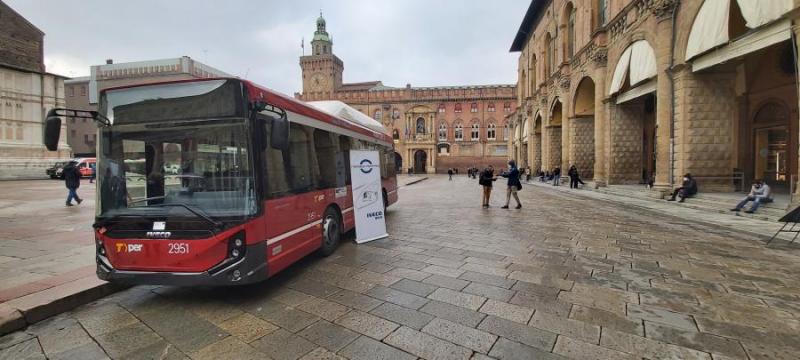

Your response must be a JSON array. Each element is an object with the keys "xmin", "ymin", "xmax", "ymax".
[{"xmin": 349, "ymin": 150, "xmax": 388, "ymax": 244}]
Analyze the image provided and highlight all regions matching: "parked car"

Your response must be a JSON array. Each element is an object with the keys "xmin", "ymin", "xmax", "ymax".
[
  {"xmin": 46, "ymin": 161, "xmax": 68, "ymax": 179},
  {"xmin": 56, "ymin": 158, "xmax": 97, "ymax": 178}
]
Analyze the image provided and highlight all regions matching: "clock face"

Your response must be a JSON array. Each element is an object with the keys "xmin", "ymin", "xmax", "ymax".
[{"xmin": 310, "ymin": 73, "xmax": 328, "ymax": 91}]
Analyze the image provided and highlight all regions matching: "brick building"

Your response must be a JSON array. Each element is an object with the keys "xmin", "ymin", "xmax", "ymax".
[
  {"xmin": 297, "ymin": 14, "xmax": 517, "ymax": 173},
  {"xmin": 65, "ymin": 56, "xmax": 231, "ymax": 156},
  {"xmin": 509, "ymin": 0, "xmax": 800, "ymax": 195},
  {"xmin": 0, "ymin": 0, "xmax": 69, "ymax": 179}
]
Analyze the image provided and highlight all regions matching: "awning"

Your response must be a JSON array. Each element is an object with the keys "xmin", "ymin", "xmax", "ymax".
[
  {"xmin": 609, "ymin": 40, "xmax": 657, "ymax": 96},
  {"xmin": 615, "ymin": 79, "xmax": 656, "ymax": 105},
  {"xmin": 685, "ymin": 0, "xmax": 792, "ymax": 61},
  {"xmin": 692, "ymin": 19, "xmax": 791, "ymax": 72}
]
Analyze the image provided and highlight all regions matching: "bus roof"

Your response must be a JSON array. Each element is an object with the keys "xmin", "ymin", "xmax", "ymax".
[{"xmin": 101, "ymin": 77, "xmax": 393, "ymax": 145}]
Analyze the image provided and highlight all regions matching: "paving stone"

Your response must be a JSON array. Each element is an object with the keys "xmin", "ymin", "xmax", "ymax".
[
  {"xmin": 470, "ymin": 353, "xmax": 496, "ymax": 360},
  {"xmin": 360, "ymin": 262, "xmax": 395, "ymax": 274},
  {"xmin": 218, "ymin": 312, "xmax": 279, "ymax": 343},
  {"xmin": 529, "ymin": 311, "xmax": 600, "ymax": 344},
  {"xmin": 190, "ymin": 337, "xmax": 263, "ymax": 360},
  {"xmin": 391, "ymin": 259, "xmax": 429, "ymax": 271},
  {"xmin": 385, "ymin": 267, "xmax": 432, "ymax": 281},
  {"xmin": 29, "ymin": 317, "xmax": 95, "ymax": 357},
  {"xmin": 459, "ymin": 271, "xmax": 517, "ymax": 289},
  {"xmin": 553, "ymin": 335, "xmax": 638, "ymax": 360},
  {"xmin": 369, "ymin": 302, "xmax": 434, "ymax": 330},
  {"xmin": 132, "ymin": 304, "xmax": 228, "ymax": 354},
  {"xmin": 288, "ymin": 278, "xmax": 343, "ymax": 298},
  {"xmin": 298, "ymin": 320, "xmax": 360, "ymax": 352},
  {"xmin": 390, "ymin": 278, "xmax": 439, "ymax": 297},
  {"xmin": 508, "ymin": 271, "xmax": 573, "ymax": 291},
  {"xmin": 477, "ymin": 316, "xmax": 557, "ymax": 351},
  {"xmin": 479, "ymin": 300, "xmax": 533, "ymax": 324},
  {"xmin": 627, "ymin": 304, "xmax": 697, "ymax": 331},
  {"xmin": 270, "ymin": 288, "xmax": 317, "ymax": 307},
  {"xmin": 334, "ymin": 310, "xmax": 398, "ymax": 340},
  {"xmin": 423, "ymin": 274, "xmax": 471, "ymax": 291},
  {"xmin": 510, "ymin": 281, "xmax": 560, "ymax": 299},
  {"xmin": 366, "ymin": 286, "xmax": 429, "ymax": 310},
  {"xmin": 297, "ymin": 297, "xmax": 351, "ymax": 322},
  {"xmin": 600, "ymin": 328, "xmax": 712, "ymax": 360},
  {"xmin": 116, "ymin": 340, "xmax": 187, "ymax": 360},
  {"xmin": 459, "ymin": 263, "xmax": 511, "ymax": 277},
  {"xmin": 298, "ymin": 347, "xmax": 348, "ymax": 360},
  {"xmin": 644, "ymin": 321, "xmax": 747, "ymax": 359},
  {"xmin": 255, "ymin": 304, "xmax": 321, "ymax": 333},
  {"xmin": 352, "ymin": 270, "xmax": 402, "ymax": 287},
  {"xmin": 488, "ymin": 337, "xmax": 566, "ymax": 360},
  {"xmin": 422, "ymin": 318, "xmax": 498, "ymax": 354},
  {"xmin": 251, "ymin": 329, "xmax": 318, "ymax": 360},
  {"xmin": 0, "ymin": 338, "xmax": 46, "ymax": 360},
  {"xmin": 0, "ymin": 331, "xmax": 34, "ymax": 351},
  {"xmin": 420, "ymin": 300, "xmax": 487, "ymax": 327},
  {"xmin": 509, "ymin": 292, "xmax": 572, "ymax": 317},
  {"xmin": 326, "ymin": 289, "xmax": 384, "ymax": 312},
  {"xmin": 428, "ymin": 288, "xmax": 487, "ymax": 311},
  {"xmin": 384, "ymin": 326, "xmax": 472, "ymax": 360},
  {"xmin": 94, "ymin": 322, "xmax": 164, "ymax": 359},
  {"xmin": 422, "ymin": 265, "xmax": 466, "ymax": 278},
  {"xmin": 569, "ymin": 305, "xmax": 644, "ymax": 336},
  {"xmin": 463, "ymin": 282, "xmax": 515, "ymax": 302},
  {"xmin": 338, "ymin": 336, "xmax": 415, "ymax": 360}
]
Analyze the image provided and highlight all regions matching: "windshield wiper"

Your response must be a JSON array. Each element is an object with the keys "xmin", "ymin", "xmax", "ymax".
[{"xmin": 151, "ymin": 203, "xmax": 223, "ymax": 229}]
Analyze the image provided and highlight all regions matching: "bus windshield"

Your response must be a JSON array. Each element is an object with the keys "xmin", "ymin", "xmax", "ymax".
[{"xmin": 96, "ymin": 80, "xmax": 256, "ymax": 222}]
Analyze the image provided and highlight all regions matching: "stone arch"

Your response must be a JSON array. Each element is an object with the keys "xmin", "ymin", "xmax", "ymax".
[
  {"xmin": 532, "ymin": 111, "xmax": 543, "ymax": 172},
  {"xmin": 570, "ymin": 77, "xmax": 596, "ymax": 179},
  {"xmin": 549, "ymin": 97, "xmax": 563, "ymax": 126},
  {"xmin": 546, "ymin": 99, "xmax": 564, "ymax": 170},
  {"xmin": 560, "ymin": 2, "xmax": 576, "ymax": 60},
  {"xmin": 573, "ymin": 77, "xmax": 596, "ymax": 116}
]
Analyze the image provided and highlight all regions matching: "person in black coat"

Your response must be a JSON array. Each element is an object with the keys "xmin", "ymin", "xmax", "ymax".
[
  {"xmin": 63, "ymin": 160, "xmax": 83, "ymax": 206},
  {"xmin": 568, "ymin": 165, "xmax": 585, "ymax": 189},
  {"xmin": 552, "ymin": 166, "xmax": 561, "ymax": 186},
  {"xmin": 668, "ymin": 173, "xmax": 698, "ymax": 202},
  {"xmin": 500, "ymin": 160, "xmax": 522, "ymax": 209},
  {"xmin": 479, "ymin": 165, "xmax": 497, "ymax": 208}
]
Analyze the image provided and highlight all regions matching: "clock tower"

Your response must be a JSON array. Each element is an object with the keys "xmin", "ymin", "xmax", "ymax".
[{"xmin": 300, "ymin": 12, "xmax": 343, "ymax": 98}]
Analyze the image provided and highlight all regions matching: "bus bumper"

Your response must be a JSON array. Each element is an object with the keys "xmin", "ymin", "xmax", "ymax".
[{"xmin": 96, "ymin": 242, "xmax": 268, "ymax": 286}]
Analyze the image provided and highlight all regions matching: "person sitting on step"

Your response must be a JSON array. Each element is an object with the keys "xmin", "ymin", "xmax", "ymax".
[
  {"xmin": 667, "ymin": 173, "xmax": 697, "ymax": 203},
  {"xmin": 730, "ymin": 179, "xmax": 772, "ymax": 214}
]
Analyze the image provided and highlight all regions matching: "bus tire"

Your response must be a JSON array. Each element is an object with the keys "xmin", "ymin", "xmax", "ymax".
[{"xmin": 319, "ymin": 207, "xmax": 341, "ymax": 257}]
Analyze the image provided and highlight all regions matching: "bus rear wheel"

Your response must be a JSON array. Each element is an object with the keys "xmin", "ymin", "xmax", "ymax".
[{"xmin": 319, "ymin": 207, "xmax": 341, "ymax": 257}]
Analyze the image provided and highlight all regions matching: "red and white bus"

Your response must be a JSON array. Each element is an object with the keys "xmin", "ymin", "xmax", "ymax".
[{"xmin": 43, "ymin": 78, "xmax": 398, "ymax": 285}]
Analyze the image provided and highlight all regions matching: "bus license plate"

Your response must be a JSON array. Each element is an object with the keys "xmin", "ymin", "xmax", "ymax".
[{"xmin": 167, "ymin": 243, "xmax": 190, "ymax": 255}]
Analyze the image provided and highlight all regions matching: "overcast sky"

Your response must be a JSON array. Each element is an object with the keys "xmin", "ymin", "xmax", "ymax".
[{"xmin": 8, "ymin": 1, "xmax": 527, "ymax": 95}]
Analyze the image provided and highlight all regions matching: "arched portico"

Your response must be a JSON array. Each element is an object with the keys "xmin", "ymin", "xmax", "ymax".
[{"xmin": 570, "ymin": 77, "xmax": 596, "ymax": 180}]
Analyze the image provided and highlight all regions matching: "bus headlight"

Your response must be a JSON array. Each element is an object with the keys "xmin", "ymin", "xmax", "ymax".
[
  {"xmin": 231, "ymin": 249, "xmax": 240, "ymax": 258},
  {"xmin": 96, "ymin": 237, "xmax": 106, "ymax": 255},
  {"xmin": 228, "ymin": 232, "xmax": 246, "ymax": 260}
]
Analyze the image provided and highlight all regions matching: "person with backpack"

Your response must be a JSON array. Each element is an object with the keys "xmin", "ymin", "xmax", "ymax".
[
  {"xmin": 500, "ymin": 160, "xmax": 522, "ymax": 209},
  {"xmin": 63, "ymin": 160, "xmax": 83, "ymax": 206},
  {"xmin": 479, "ymin": 165, "xmax": 498, "ymax": 208}
]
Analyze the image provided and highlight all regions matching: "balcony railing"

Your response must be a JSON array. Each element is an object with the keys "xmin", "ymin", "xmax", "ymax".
[{"xmin": 406, "ymin": 133, "xmax": 434, "ymax": 143}]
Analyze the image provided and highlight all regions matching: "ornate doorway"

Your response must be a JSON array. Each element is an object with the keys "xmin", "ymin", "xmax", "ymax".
[{"xmin": 413, "ymin": 150, "xmax": 427, "ymax": 174}]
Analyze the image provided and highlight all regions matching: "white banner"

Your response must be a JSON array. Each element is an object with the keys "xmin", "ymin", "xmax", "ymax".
[{"xmin": 349, "ymin": 150, "xmax": 388, "ymax": 244}]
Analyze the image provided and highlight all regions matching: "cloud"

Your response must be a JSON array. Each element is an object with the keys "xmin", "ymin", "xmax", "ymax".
[{"xmin": 6, "ymin": 0, "xmax": 528, "ymax": 94}]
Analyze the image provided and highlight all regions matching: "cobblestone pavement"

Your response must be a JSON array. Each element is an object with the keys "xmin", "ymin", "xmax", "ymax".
[{"xmin": 2, "ymin": 175, "xmax": 800, "ymax": 359}]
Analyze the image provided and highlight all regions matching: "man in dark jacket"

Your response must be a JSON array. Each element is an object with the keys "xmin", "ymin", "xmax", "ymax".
[
  {"xmin": 479, "ymin": 165, "xmax": 497, "ymax": 208},
  {"xmin": 63, "ymin": 160, "xmax": 83, "ymax": 206},
  {"xmin": 500, "ymin": 160, "xmax": 522, "ymax": 209},
  {"xmin": 667, "ymin": 173, "xmax": 697, "ymax": 203}
]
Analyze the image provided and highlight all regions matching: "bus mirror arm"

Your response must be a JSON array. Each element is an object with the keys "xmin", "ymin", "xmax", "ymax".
[
  {"xmin": 43, "ymin": 108, "xmax": 111, "ymax": 151},
  {"xmin": 251, "ymin": 101, "xmax": 289, "ymax": 152}
]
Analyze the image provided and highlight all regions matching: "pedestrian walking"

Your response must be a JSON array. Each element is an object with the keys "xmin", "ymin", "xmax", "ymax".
[
  {"xmin": 568, "ymin": 165, "xmax": 585, "ymax": 189},
  {"xmin": 479, "ymin": 165, "xmax": 497, "ymax": 208},
  {"xmin": 63, "ymin": 160, "xmax": 83, "ymax": 206},
  {"xmin": 552, "ymin": 167, "xmax": 561, "ymax": 186},
  {"xmin": 525, "ymin": 166, "xmax": 532, "ymax": 182},
  {"xmin": 500, "ymin": 160, "xmax": 522, "ymax": 209},
  {"xmin": 447, "ymin": 168, "xmax": 453, "ymax": 180}
]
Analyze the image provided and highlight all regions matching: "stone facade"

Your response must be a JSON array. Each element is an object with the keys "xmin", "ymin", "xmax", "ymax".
[
  {"xmin": 296, "ymin": 15, "xmax": 516, "ymax": 173},
  {"xmin": 509, "ymin": 0, "xmax": 800, "ymax": 195},
  {"xmin": 0, "ymin": 1, "xmax": 70, "ymax": 179},
  {"xmin": 65, "ymin": 57, "xmax": 231, "ymax": 156}
]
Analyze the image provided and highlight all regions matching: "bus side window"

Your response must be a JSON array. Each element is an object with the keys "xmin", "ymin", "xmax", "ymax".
[
  {"xmin": 314, "ymin": 129, "xmax": 337, "ymax": 189},
  {"xmin": 288, "ymin": 124, "xmax": 314, "ymax": 192},
  {"xmin": 261, "ymin": 115, "xmax": 290, "ymax": 198},
  {"xmin": 338, "ymin": 136, "xmax": 351, "ymax": 186}
]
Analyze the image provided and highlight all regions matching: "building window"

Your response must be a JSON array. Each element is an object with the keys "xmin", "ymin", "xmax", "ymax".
[
  {"xmin": 598, "ymin": 0, "xmax": 607, "ymax": 26},
  {"xmin": 80, "ymin": 86, "xmax": 86, "ymax": 96},
  {"xmin": 487, "ymin": 123, "xmax": 496, "ymax": 140},
  {"xmin": 470, "ymin": 103, "xmax": 478, "ymax": 113},
  {"xmin": 438, "ymin": 103, "xmax": 446, "ymax": 113},
  {"xmin": 392, "ymin": 109, "xmax": 400, "ymax": 119},
  {"xmin": 546, "ymin": 33, "xmax": 555, "ymax": 75},
  {"xmin": 503, "ymin": 124, "xmax": 509, "ymax": 139},
  {"xmin": 454, "ymin": 103, "xmax": 462, "ymax": 113},
  {"xmin": 68, "ymin": 87, "xmax": 74, "ymax": 97},
  {"xmin": 438, "ymin": 123, "xmax": 447, "ymax": 141},
  {"xmin": 503, "ymin": 102, "xmax": 511, "ymax": 112},
  {"xmin": 393, "ymin": 129, "xmax": 400, "ymax": 141},
  {"xmin": 471, "ymin": 123, "xmax": 480, "ymax": 141},
  {"xmin": 415, "ymin": 117, "xmax": 426, "ymax": 134},
  {"xmin": 487, "ymin": 103, "xmax": 496, "ymax": 112},
  {"xmin": 455, "ymin": 124, "xmax": 463, "ymax": 141},
  {"xmin": 373, "ymin": 109, "xmax": 382, "ymax": 121},
  {"xmin": 71, "ymin": 130, "xmax": 76, "ymax": 138},
  {"xmin": 568, "ymin": 7, "xmax": 576, "ymax": 58}
]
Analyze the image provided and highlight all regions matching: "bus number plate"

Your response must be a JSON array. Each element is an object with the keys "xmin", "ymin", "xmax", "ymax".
[{"xmin": 168, "ymin": 243, "xmax": 190, "ymax": 255}]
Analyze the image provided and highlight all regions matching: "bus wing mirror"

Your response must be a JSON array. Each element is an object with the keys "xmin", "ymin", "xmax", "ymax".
[
  {"xmin": 270, "ymin": 113, "xmax": 289, "ymax": 151},
  {"xmin": 44, "ymin": 109, "xmax": 62, "ymax": 151}
]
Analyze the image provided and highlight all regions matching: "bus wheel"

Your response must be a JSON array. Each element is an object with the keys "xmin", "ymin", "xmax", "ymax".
[{"xmin": 319, "ymin": 207, "xmax": 341, "ymax": 257}]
